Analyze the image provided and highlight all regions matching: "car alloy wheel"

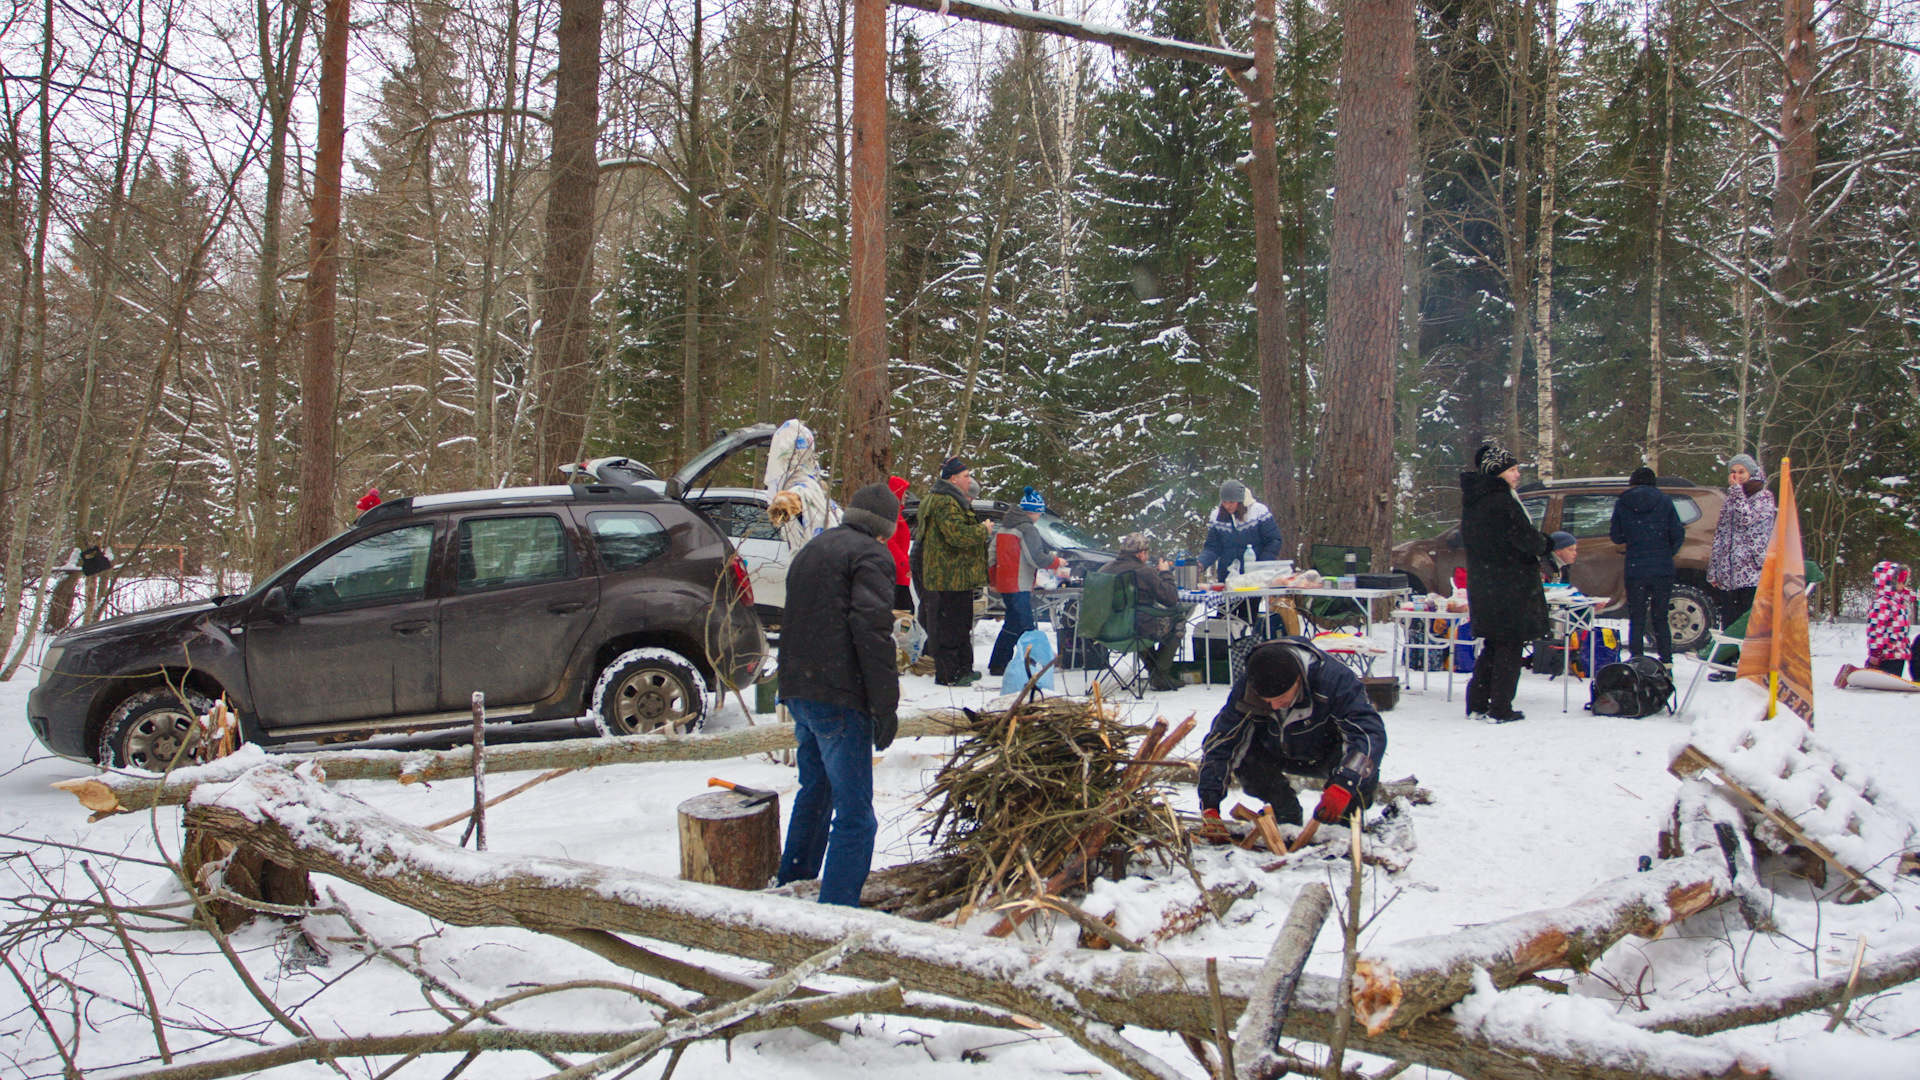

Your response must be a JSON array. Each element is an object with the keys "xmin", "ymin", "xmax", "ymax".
[
  {"xmin": 1666, "ymin": 584, "xmax": 1717, "ymax": 655},
  {"xmin": 591, "ymin": 648, "xmax": 709, "ymax": 737},
  {"xmin": 100, "ymin": 686, "xmax": 213, "ymax": 770}
]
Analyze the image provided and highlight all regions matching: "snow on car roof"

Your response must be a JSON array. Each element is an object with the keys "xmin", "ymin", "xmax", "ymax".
[{"xmin": 411, "ymin": 485, "xmax": 577, "ymax": 508}]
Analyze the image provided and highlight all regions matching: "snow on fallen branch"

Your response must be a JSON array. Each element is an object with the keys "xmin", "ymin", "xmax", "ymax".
[{"xmin": 179, "ymin": 763, "xmax": 1785, "ymax": 1080}]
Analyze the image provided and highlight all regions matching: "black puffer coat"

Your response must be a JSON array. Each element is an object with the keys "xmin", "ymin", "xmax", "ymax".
[
  {"xmin": 1609, "ymin": 484, "xmax": 1685, "ymax": 580},
  {"xmin": 777, "ymin": 509, "xmax": 900, "ymax": 731},
  {"xmin": 1460, "ymin": 471, "xmax": 1552, "ymax": 642}
]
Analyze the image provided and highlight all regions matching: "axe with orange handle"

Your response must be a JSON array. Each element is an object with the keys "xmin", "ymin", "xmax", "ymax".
[{"xmin": 707, "ymin": 777, "xmax": 778, "ymax": 808}]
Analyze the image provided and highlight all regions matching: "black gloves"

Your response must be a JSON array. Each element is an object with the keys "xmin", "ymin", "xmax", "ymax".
[{"xmin": 873, "ymin": 711, "xmax": 898, "ymax": 751}]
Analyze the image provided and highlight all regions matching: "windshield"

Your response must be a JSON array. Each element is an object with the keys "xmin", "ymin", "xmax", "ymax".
[{"xmin": 1036, "ymin": 515, "xmax": 1106, "ymax": 551}]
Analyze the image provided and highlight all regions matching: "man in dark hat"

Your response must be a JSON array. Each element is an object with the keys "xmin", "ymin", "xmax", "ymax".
[
  {"xmin": 1196, "ymin": 638, "xmax": 1387, "ymax": 829},
  {"xmin": 1610, "ymin": 465, "xmax": 1685, "ymax": 670},
  {"xmin": 776, "ymin": 482, "xmax": 903, "ymax": 905},
  {"xmin": 919, "ymin": 456, "xmax": 991, "ymax": 686},
  {"xmin": 1541, "ymin": 530, "xmax": 1579, "ymax": 585}
]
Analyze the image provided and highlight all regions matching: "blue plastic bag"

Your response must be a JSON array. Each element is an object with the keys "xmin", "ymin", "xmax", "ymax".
[
  {"xmin": 1453, "ymin": 620, "xmax": 1476, "ymax": 673},
  {"xmin": 1001, "ymin": 628, "xmax": 1057, "ymax": 695}
]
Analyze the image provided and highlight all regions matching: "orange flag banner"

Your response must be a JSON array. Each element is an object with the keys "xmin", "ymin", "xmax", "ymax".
[{"xmin": 1737, "ymin": 458, "xmax": 1815, "ymax": 724}]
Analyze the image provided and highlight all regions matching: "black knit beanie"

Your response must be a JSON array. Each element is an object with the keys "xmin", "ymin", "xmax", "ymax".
[
  {"xmin": 1246, "ymin": 645, "xmax": 1303, "ymax": 699},
  {"xmin": 1476, "ymin": 444, "xmax": 1519, "ymax": 475},
  {"xmin": 1629, "ymin": 466, "xmax": 1658, "ymax": 487}
]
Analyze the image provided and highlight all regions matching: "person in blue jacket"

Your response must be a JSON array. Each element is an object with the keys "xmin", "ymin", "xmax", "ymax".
[
  {"xmin": 1196, "ymin": 639, "xmax": 1386, "ymax": 828},
  {"xmin": 1610, "ymin": 466, "xmax": 1686, "ymax": 667},
  {"xmin": 1197, "ymin": 479, "xmax": 1283, "ymax": 582}
]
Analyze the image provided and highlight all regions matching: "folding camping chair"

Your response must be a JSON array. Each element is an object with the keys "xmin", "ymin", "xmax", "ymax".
[
  {"xmin": 1080, "ymin": 571, "xmax": 1181, "ymax": 700},
  {"xmin": 1678, "ymin": 631, "xmax": 1742, "ymax": 718},
  {"xmin": 1306, "ymin": 543, "xmax": 1372, "ymax": 631}
]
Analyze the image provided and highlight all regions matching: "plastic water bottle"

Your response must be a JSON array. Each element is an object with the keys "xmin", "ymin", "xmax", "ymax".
[{"xmin": 1241, "ymin": 544, "xmax": 1256, "ymax": 575}]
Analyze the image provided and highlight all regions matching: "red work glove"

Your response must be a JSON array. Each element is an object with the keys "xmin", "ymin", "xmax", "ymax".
[
  {"xmin": 1202, "ymin": 808, "xmax": 1222, "ymax": 821},
  {"xmin": 1313, "ymin": 783, "xmax": 1353, "ymax": 825},
  {"xmin": 355, "ymin": 488, "xmax": 382, "ymax": 512}
]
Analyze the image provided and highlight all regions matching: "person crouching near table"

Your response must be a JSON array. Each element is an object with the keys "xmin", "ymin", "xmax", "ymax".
[
  {"xmin": 1196, "ymin": 640, "xmax": 1386, "ymax": 830},
  {"xmin": 775, "ymin": 483, "xmax": 902, "ymax": 905},
  {"xmin": 1101, "ymin": 533, "xmax": 1188, "ymax": 691},
  {"xmin": 1461, "ymin": 444, "xmax": 1554, "ymax": 724}
]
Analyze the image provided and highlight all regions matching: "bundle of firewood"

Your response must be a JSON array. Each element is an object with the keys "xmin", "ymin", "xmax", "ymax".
[{"xmin": 886, "ymin": 698, "xmax": 1192, "ymax": 930}]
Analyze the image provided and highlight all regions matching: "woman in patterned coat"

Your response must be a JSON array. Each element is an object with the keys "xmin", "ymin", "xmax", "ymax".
[
  {"xmin": 1708, "ymin": 453, "xmax": 1776, "ymax": 625},
  {"xmin": 1865, "ymin": 561, "xmax": 1914, "ymax": 676}
]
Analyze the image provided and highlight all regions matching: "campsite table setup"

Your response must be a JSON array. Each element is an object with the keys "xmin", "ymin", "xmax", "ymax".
[
  {"xmin": 1176, "ymin": 584, "xmax": 1410, "ymax": 638},
  {"xmin": 1545, "ymin": 587, "xmax": 1610, "ymax": 712},
  {"xmin": 1390, "ymin": 605, "xmax": 1474, "ymax": 701},
  {"xmin": 1389, "ymin": 588, "xmax": 1609, "ymax": 711}
]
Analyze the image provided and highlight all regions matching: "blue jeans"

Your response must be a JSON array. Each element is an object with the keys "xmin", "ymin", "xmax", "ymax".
[
  {"xmin": 777, "ymin": 699, "xmax": 877, "ymax": 906},
  {"xmin": 988, "ymin": 591, "xmax": 1037, "ymax": 674}
]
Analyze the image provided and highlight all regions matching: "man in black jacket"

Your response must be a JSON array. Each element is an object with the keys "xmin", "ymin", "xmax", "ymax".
[
  {"xmin": 1610, "ymin": 466, "xmax": 1686, "ymax": 668},
  {"xmin": 1197, "ymin": 639, "xmax": 1386, "ymax": 828},
  {"xmin": 775, "ymin": 483, "xmax": 901, "ymax": 906}
]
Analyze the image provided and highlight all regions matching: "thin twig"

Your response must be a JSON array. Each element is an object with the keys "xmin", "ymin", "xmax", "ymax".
[{"xmin": 82, "ymin": 859, "xmax": 172, "ymax": 1063}]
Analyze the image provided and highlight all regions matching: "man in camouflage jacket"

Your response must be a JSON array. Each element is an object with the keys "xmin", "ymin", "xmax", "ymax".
[{"xmin": 920, "ymin": 458, "xmax": 990, "ymax": 685}]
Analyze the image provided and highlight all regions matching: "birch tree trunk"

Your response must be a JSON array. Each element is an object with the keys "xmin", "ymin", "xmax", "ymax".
[{"xmin": 1302, "ymin": 0, "xmax": 1414, "ymax": 561}]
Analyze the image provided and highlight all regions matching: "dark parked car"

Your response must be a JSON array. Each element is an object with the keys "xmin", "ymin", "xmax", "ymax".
[
  {"xmin": 1391, "ymin": 475, "xmax": 1727, "ymax": 652},
  {"xmin": 29, "ymin": 484, "xmax": 765, "ymax": 769}
]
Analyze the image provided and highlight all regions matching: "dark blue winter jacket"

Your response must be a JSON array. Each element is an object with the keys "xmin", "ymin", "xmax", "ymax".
[
  {"xmin": 1197, "ymin": 499, "xmax": 1284, "ymax": 581},
  {"xmin": 1196, "ymin": 639, "xmax": 1386, "ymax": 813},
  {"xmin": 1609, "ymin": 485, "xmax": 1686, "ymax": 580}
]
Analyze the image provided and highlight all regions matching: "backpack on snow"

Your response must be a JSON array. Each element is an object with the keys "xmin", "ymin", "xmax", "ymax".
[{"xmin": 1588, "ymin": 657, "xmax": 1674, "ymax": 718}]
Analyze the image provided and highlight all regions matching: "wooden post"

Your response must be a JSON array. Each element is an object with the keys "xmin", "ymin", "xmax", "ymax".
[
  {"xmin": 842, "ymin": 0, "xmax": 889, "ymax": 492},
  {"xmin": 463, "ymin": 692, "xmax": 487, "ymax": 850},
  {"xmin": 678, "ymin": 791, "xmax": 781, "ymax": 890}
]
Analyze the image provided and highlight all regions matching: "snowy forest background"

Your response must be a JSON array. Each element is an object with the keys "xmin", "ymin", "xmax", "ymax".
[{"xmin": 2, "ymin": 0, "xmax": 1919, "ymax": 666}]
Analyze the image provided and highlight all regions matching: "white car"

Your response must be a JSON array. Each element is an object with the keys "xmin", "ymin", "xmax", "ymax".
[{"xmin": 682, "ymin": 487, "xmax": 794, "ymax": 614}]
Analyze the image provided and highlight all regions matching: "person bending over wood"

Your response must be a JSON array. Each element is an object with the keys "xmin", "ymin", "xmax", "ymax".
[
  {"xmin": 1196, "ymin": 639, "xmax": 1386, "ymax": 828},
  {"xmin": 775, "ymin": 482, "xmax": 902, "ymax": 906}
]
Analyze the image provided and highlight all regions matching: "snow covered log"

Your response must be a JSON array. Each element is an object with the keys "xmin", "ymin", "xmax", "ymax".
[
  {"xmin": 181, "ymin": 764, "xmax": 1764, "ymax": 1080},
  {"xmin": 1349, "ymin": 855, "xmax": 1731, "ymax": 1035},
  {"xmin": 52, "ymin": 709, "xmax": 977, "ymax": 815}
]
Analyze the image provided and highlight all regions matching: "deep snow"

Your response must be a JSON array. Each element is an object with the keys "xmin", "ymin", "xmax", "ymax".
[{"xmin": 3, "ymin": 618, "xmax": 1920, "ymax": 1078}]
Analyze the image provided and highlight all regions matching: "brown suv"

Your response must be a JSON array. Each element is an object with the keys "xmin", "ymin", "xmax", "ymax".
[
  {"xmin": 28, "ymin": 484, "xmax": 766, "ymax": 768},
  {"xmin": 1391, "ymin": 476, "xmax": 1726, "ymax": 652}
]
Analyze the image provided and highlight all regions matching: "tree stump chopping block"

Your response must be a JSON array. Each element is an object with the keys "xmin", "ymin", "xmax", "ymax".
[{"xmin": 677, "ymin": 791, "xmax": 781, "ymax": 890}]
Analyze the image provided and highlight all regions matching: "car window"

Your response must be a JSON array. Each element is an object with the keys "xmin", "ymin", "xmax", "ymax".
[
  {"xmin": 589, "ymin": 511, "xmax": 671, "ymax": 571},
  {"xmin": 1560, "ymin": 494, "xmax": 1618, "ymax": 537},
  {"xmin": 1036, "ymin": 515, "xmax": 1105, "ymax": 551},
  {"xmin": 291, "ymin": 525, "xmax": 434, "ymax": 611},
  {"xmin": 457, "ymin": 515, "xmax": 570, "ymax": 592},
  {"xmin": 1672, "ymin": 495, "xmax": 1702, "ymax": 525},
  {"xmin": 1518, "ymin": 496, "xmax": 1548, "ymax": 529},
  {"xmin": 704, "ymin": 500, "xmax": 782, "ymax": 541}
]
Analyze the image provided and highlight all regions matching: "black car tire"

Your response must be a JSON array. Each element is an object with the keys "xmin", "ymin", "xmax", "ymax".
[
  {"xmin": 99, "ymin": 686, "xmax": 213, "ymax": 770},
  {"xmin": 591, "ymin": 648, "xmax": 709, "ymax": 737},
  {"xmin": 1667, "ymin": 583, "xmax": 1718, "ymax": 654}
]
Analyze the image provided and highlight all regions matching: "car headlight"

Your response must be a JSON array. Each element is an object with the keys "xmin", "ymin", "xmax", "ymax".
[{"xmin": 36, "ymin": 646, "xmax": 65, "ymax": 685}]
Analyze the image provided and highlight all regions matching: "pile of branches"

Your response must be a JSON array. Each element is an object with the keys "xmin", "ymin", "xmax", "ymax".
[{"xmin": 892, "ymin": 697, "xmax": 1193, "ymax": 930}]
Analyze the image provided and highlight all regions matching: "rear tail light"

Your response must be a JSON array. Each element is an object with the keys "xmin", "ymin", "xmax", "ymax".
[{"xmin": 728, "ymin": 556, "xmax": 754, "ymax": 607}]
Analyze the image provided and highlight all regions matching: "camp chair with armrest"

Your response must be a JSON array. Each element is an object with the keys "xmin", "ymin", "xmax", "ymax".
[
  {"xmin": 1080, "ymin": 571, "xmax": 1179, "ymax": 700},
  {"xmin": 1306, "ymin": 544, "xmax": 1371, "ymax": 631}
]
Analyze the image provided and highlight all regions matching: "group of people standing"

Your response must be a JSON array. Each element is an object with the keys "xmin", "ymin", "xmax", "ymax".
[{"xmin": 1460, "ymin": 445, "xmax": 1778, "ymax": 721}]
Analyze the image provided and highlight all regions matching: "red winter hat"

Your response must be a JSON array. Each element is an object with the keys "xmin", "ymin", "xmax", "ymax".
[{"xmin": 355, "ymin": 489, "xmax": 382, "ymax": 512}]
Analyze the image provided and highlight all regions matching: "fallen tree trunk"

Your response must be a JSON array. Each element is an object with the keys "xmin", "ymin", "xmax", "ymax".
[
  {"xmin": 54, "ymin": 710, "xmax": 978, "ymax": 815},
  {"xmin": 1629, "ymin": 943, "xmax": 1920, "ymax": 1037},
  {"xmin": 1349, "ymin": 856, "xmax": 1731, "ymax": 1035},
  {"xmin": 182, "ymin": 764, "xmax": 1762, "ymax": 1080}
]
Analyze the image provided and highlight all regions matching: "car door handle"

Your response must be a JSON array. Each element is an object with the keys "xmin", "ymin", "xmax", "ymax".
[
  {"xmin": 547, "ymin": 601, "xmax": 586, "ymax": 614},
  {"xmin": 390, "ymin": 619, "xmax": 432, "ymax": 634}
]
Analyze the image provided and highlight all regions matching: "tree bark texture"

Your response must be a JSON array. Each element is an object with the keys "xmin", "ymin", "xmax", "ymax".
[
  {"xmin": 181, "ymin": 765, "xmax": 1771, "ymax": 1080},
  {"xmin": 677, "ymin": 791, "xmax": 780, "ymax": 889},
  {"xmin": 1348, "ymin": 855, "xmax": 1729, "ymax": 1034},
  {"xmin": 1250, "ymin": 0, "xmax": 1297, "ymax": 554},
  {"xmin": 534, "ymin": 0, "xmax": 603, "ymax": 482},
  {"xmin": 251, "ymin": 0, "xmax": 309, "ymax": 577},
  {"xmin": 1646, "ymin": 13, "xmax": 1678, "ymax": 471},
  {"xmin": 1532, "ymin": 0, "xmax": 1560, "ymax": 480},
  {"xmin": 1304, "ymin": 0, "xmax": 1413, "ymax": 562},
  {"xmin": 1773, "ymin": 0, "xmax": 1816, "ymax": 297},
  {"xmin": 294, "ymin": 0, "xmax": 347, "ymax": 550},
  {"xmin": 841, "ymin": 0, "xmax": 889, "ymax": 494}
]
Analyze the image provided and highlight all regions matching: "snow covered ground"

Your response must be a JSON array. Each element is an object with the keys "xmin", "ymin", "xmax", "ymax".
[{"xmin": 3, "ymin": 616, "xmax": 1920, "ymax": 1078}]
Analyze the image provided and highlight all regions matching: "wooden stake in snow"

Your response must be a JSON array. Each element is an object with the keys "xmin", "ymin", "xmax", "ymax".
[{"xmin": 462, "ymin": 691, "xmax": 487, "ymax": 851}]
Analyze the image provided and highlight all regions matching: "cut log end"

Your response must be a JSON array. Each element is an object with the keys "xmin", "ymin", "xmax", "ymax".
[
  {"xmin": 52, "ymin": 776, "xmax": 122, "ymax": 814},
  {"xmin": 678, "ymin": 791, "xmax": 781, "ymax": 891},
  {"xmin": 1352, "ymin": 958, "xmax": 1402, "ymax": 1036}
]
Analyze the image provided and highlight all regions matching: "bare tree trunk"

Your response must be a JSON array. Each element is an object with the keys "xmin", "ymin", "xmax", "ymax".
[
  {"xmin": 1502, "ymin": 0, "xmax": 1533, "ymax": 457},
  {"xmin": 1531, "ymin": 0, "xmax": 1559, "ymax": 479},
  {"xmin": 1645, "ymin": 11, "xmax": 1677, "ymax": 472},
  {"xmin": 681, "ymin": 0, "xmax": 705, "ymax": 463},
  {"xmin": 950, "ymin": 152, "xmax": 1016, "ymax": 457},
  {"xmin": 1250, "ymin": 0, "xmax": 1297, "ymax": 553},
  {"xmin": 534, "ymin": 0, "xmax": 603, "ymax": 480},
  {"xmin": 251, "ymin": 0, "xmax": 308, "ymax": 577},
  {"xmin": 471, "ymin": 0, "xmax": 523, "ymax": 488},
  {"xmin": 755, "ymin": 0, "xmax": 804, "ymax": 422},
  {"xmin": 1303, "ymin": 0, "xmax": 1413, "ymax": 561},
  {"xmin": 841, "ymin": 0, "xmax": 890, "ymax": 493},
  {"xmin": 294, "ymin": 0, "xmax": 348, "ymax": 550},
  {"xmin": 1773, "ymin": 0, "xmax": 1816, "ymax": 297}
]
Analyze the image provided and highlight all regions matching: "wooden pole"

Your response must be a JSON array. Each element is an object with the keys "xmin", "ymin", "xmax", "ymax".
[
  {"xmin": 294, "ymin": 0, "xmax": 348, "ymax": 549},
  {"xmin": 463, "ymin": 692, "xmax": 488, "ymax": 850},
  {"xmin": 841, "ymin": 0, "xmax": 889, "ymax": 493}
]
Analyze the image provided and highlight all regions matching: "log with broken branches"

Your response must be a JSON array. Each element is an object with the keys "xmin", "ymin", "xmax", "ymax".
[
  {"xmin": 52, "ymin": 708, "xmax": 979, "ymax": 815},
  {"xmin": 1348, "ymin": 855, "xmax": 1731, "ymax": 1035},
  {"xmin": 1233, "ymin": 882, "xmax": 1333, "ymax": 1080},
  {"xmin": 179, "ymin": 763, "xmax": 1769, "ymax": 1080}
]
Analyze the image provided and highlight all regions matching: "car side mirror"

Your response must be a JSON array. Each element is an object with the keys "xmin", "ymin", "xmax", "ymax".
[
  {"xmin": 665, "ymin": 477, "xmax": 685, "ymax": 500},
  {"xmin": 262, "ymin": 586, "xmax": 289, "ymax": 617}
]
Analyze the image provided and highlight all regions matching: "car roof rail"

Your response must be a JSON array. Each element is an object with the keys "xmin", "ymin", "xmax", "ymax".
[{"xmin": 1515, "ymin": 475, "xmax": 1699, "ymax": 493}]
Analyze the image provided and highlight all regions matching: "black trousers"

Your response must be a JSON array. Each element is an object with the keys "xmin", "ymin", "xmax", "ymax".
[
  {"xmin": 1467, "ymin": 638, "xmax": 1526, "ymax": 717},
  {"xmin": 1234, "ymin": 739, "xmax": 1379, "ymax": 826},
  {"xmin": 893, "ymin": 584, "xmax": 915, "ymax": 614},
  {"xmin": 1719, "ymin": 585, "xmax": 1756, "ymax": 626},
  {"xmin": 1626, "ymin": 576, "xmax": 1675, "ymax": 662},
  {"xmin": 927, "ymin": 589, "xmax": 976, "ymax": 684}
]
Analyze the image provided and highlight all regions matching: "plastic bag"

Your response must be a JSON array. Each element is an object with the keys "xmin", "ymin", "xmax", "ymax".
[
  {"xmin": 1000, "ymin": 628, "xmax": 1057, "ymax": 695},
  {"xmin": 894, "ymin": 610, "xmax": 927, "ymax": 673}
]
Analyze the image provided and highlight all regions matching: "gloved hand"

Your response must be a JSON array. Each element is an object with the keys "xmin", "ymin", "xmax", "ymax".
[
  {"xmin": 872, "ymin": 712, "xmax": 898, "ymax": 751},
  {"xmin": 1202, "ymin": 807, "xmax": 1222, "ymax": 821},
  {"xmin": 1313, "ymin": 782, "xmax": 1353, "ymax": 825},
  {"xmin": 1196, "ymin": 807, "xmax": 1229, "ymax": 840}
]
